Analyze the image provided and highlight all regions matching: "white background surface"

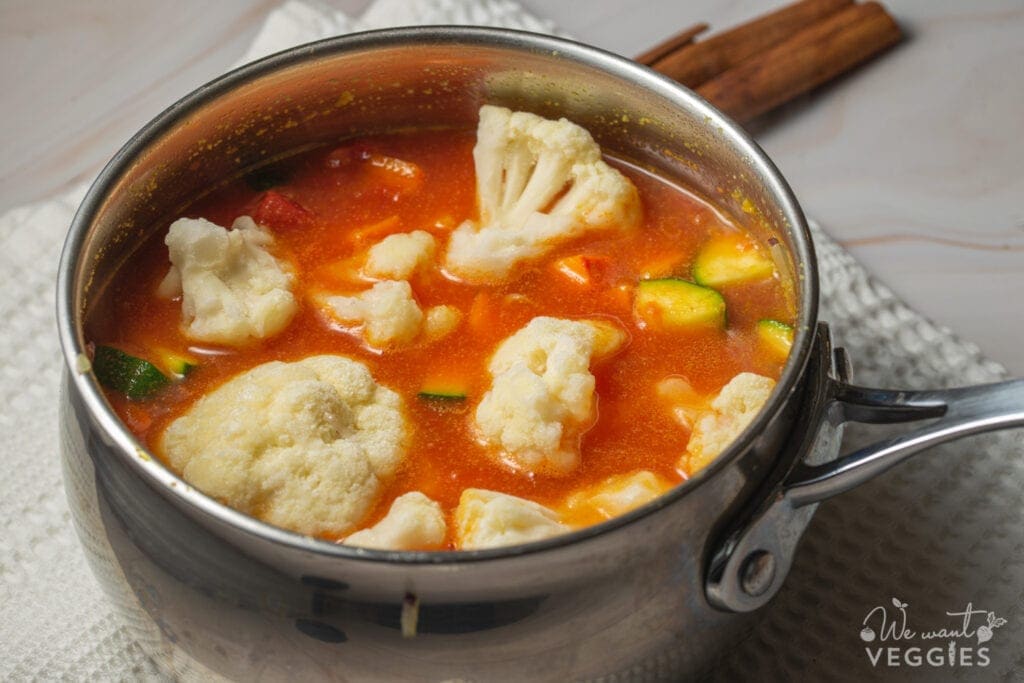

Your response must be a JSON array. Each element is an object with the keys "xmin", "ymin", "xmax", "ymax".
[{"xmin": 1, "ymin": 0, "xmax": 1022, "ymax": 374}]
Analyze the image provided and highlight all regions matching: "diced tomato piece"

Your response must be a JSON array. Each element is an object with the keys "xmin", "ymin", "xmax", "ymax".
[{"xmin": 253, "ymin": 191, "xmax": 313, "ymax": 230}]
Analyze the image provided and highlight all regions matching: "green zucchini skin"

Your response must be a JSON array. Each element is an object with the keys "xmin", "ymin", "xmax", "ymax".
[
  {"xmin": 756, "ymin": 319, "xmax": 795, "ymax": 358},
  {"xmin": 417, "ymin": 391, "xmax": 467, "ymax": 402},
  {"xmin": 93, "ymin": 346, "xmax": 171, "ymax": 400},
  {"xmin": 634, "ymin": 278, "xmax": 727, "ymax": 330},
  {"xmin": 757, "ymin": 319, "xmax": 794, "ymax": 334},
  {"xmin": 164, "ymin": 355, "xmax": 198, "ymax": 377}
]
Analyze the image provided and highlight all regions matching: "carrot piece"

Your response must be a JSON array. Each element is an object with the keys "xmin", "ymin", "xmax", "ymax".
[
  {"xmin": 253, "ymin": 190, "xmax": 313, "ymax": 230},
  {"xmin": 317, "ymin": 259, "xmax": 362, "ymax": 286},
  {"xmin": 551, "ymin": 254, "xmax": 609, "ymax": 286},
  {"xmin": 467, "ymin": 292, "xmax": 496, "ymax": 336},
  {"xmin": 348, "ymin": 216, "xmax": 402, "ymax": 246},
  {"xmin": 431, "ymin": 214, "xmax": 457, "ymax": 231},
  {"xmin": 639, "ymin": 249, "xmax": 690, "ymax": 279}
]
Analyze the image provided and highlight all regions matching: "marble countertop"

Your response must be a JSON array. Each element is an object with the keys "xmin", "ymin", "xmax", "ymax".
[{"xmin": 2, "ymin": 0, "xmax": 1021, "ymax": 374}]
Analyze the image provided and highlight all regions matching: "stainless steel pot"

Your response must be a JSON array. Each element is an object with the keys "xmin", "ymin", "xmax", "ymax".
[{"xmin": 56, "ymin": 27, "xmax": 1024, "ymax": 681}]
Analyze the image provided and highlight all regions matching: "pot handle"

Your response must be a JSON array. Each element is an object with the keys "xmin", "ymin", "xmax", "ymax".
[
  {"xmin": 785, "ymin": 380, "xmax": 1024, "ymax": 507},
  {"xmin": 705, "ymin": 325, "xmax": 1024, "ymax": 613}
]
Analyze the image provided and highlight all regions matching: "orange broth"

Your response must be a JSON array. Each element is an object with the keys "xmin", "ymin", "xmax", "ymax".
[{"xmin": 88, "ymin": 127, "xmax": 796, "ymax": 544}]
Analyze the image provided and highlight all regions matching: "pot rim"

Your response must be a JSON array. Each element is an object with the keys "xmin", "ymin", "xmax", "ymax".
[{"xmin": 56, "ymin": 25, "xmax": 819, "ymax": 565}]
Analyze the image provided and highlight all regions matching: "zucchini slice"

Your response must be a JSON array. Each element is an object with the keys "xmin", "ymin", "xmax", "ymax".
[
  {"xmin": 693, "ymin": 236, "xmax": 774, "ymax": 288},
  {"xmin": 156, "ymin": 349, "xmax": 198, "ymax": 377},
  {"xmin": 93, "ymin": 346, "xmax": 171, "ymax": 399},
  {"xmin": 757, "ymin": 319, "xmax": 794, "ymax": 360},
  {"xmin": 634, "ymin": 278, "xmax": 726, "ymax": 330},
  {"xmin": 418, "ymin": 379, "xmax": 468, "ymax": 402}
]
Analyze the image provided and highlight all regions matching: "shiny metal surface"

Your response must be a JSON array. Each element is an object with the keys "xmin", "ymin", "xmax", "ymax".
[
  {"xmin": 788, "ymin": 378, "xmax": 1024, "ymax": 506},
  {"xmin": 57, "ymin": 25, "xmax": 817, "ymax": 568},
  {"xmin": 706, "ymin": 330, "xmax": 1024, "ymax": 613},
  {"xmin": 706, "ymin": 324, "xmax": 847, "ymax": 614},
  {"xmin": 54, "ymin": 25, "xmax": 1024, "ymax": 682},
  {"xmin": 56, "ymin": 27, "xmax": 816, "ymax": 680}
]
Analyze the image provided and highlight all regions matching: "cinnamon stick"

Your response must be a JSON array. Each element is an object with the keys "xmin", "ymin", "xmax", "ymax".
[
  {"xmin": 696, "ymin": 1, "xmax": 902, "ymax": 123},
  {"xmin": 647, "ymin": 0, "xmax": 853, "ymax": 87},
  {"xmin": 634, "ymin": 23, "xmax": 709, "ymax": 66}
]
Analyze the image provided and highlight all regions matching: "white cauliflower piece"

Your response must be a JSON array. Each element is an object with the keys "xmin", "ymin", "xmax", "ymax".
[
  {"xmin": 322, "ymin": 280, "xmax": 424, "ymax": 347},
  {"xmin": 563, "ymin": 470, "xmax": 673, "ymax": 524},
  {"xmin": 455, "ymin": 489, "xmax": 568, "ymax": 550},
  {"xmin": 656, "ymin": 376, "xmax": 705, "ymax": 430},
  {"xmin": 343, "ymin": 492, "xmax": 446, "ymax": 550},
  {"xmin": 160, "ymin": 355, "xmax": 408, "ymax": 537},
  {"xmin": 474, "ymin": 316, "xmax": 626, "ymax": 475},
  {"xmin": 363, "ymin": 230, "xmax": 436, "ymax": 280},
  {"xmin": 445, "ymin": 105, "xmax": 641, "ymax": 282},
  {"xmin": 422, "ymin": 304, "xmax": 462, "ymax": 342},
  {"xmin": 160, "ymin": 216, "xmax": 297, "ymax": 346},
  {"xmin": 685, "ymin": 372, "xmax": 776, "ymax": 472}
]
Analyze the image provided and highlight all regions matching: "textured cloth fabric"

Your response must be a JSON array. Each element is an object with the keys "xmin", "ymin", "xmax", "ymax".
[{"xmin": 1, "ymin": 1, "xmax": 1021, "ymax": 681}]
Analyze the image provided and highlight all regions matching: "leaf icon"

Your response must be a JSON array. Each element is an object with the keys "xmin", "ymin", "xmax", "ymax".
[
  {"xmin": 892, "ymin": 597, "xmax": 903, "ymax": 608},
  {"xmin": 994, "ymin": 617, "xmax": 1007, "ymax": 629}
]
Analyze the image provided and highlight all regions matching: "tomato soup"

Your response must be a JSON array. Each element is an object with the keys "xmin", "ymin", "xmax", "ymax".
[{"xmin": 87, "ymin": 118, "xmax": 796, "ymax": 548}]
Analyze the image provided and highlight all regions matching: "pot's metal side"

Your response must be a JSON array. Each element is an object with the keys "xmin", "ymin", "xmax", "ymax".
[
  {"xmin": 706, "ymin": 324, "xmax": 848, "ymax": 613},
  {"xmin": 61, "ymin": 358, "xmax": 804, "ymax": 681},
  {"xmin": 55, "ymin": 28, "xmax": 821, "ymax": 682},
  {"xmin": 706, "ymin": 333, "xmax": 1024, "ymax": 614},
  {"xmin": 57, "ymin": 29, "xmax": 818, "ymax": 564}
]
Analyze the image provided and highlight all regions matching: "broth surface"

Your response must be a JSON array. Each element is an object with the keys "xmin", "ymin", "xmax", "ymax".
[{"xmin": 89, "ymin": 127, "xmax": 796, "ymax": 544}]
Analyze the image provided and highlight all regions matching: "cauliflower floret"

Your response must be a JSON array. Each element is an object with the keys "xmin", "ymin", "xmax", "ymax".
[
  {"xmin": 422, "ymin": 304, "xmax": 462, "ymax": 342},
  {"xmin": 160, "ymin": 355, "xmax": 408, "ymax": 537},
  {"xmin": 343, "ymin": 492, "xmax": 446, "ymax": 550},
  {"xmin": 684, "ymin": 372, "xmax": 776, "ymax": 472},
  {"xmin": 363, "ymin": 230, "xmax": 436, "ymax": 280},
  {"xmin": 474, "ymin": 316, "xmax": 626, "ymax": 475},
  {"xmin": 455, "ymin": 489, "xmax": 568, "ymax": 550},
  {"xmin": 444, "ymin": 105, "xmax": 641, "ymax": 282},
  {"xmin": 322, "ymin": 280, "xmax": 424, "ymax": 347},
  {"xmin": 563, "ymin": 470, "xmax": 673, "ymax": 525},
  {"xmin": 159, "ymin": 216, "xmax": 297, "ymax": 346}
]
